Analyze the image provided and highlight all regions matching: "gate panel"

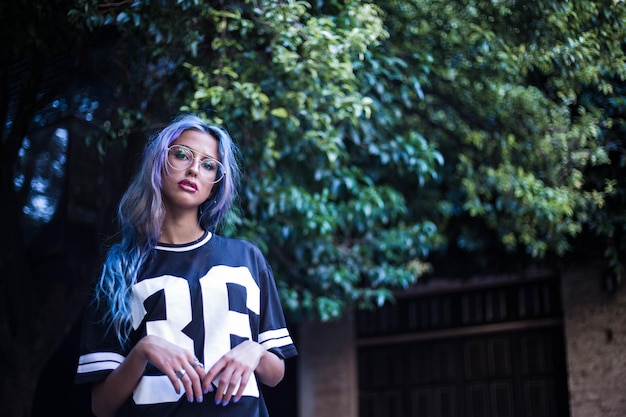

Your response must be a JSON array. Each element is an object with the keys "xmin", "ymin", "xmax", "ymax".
[{"xmin": 357, "ymin": 277, "xmax": 570, "ymax": 417}]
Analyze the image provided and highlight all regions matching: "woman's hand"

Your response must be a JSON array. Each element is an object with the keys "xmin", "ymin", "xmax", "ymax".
[
  {"xmin": 203, "ymin": 340, "xmax": 284, "ymax": 406},
  {"xmin": 91, "ymin": 335, "xmax": 205, "ymax": 417},
  {"xmin": 136, "ymin": 335, "xmax": 207, "ymax": 403}
]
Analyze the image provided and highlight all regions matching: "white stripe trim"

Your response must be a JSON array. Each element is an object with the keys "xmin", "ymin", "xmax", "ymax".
[
  {"xmin": 258, "ymin": 328, "xmax": 290, "ymax": 344},
  {"xmin": 156, "ymin": 232, "xmax": 212, "ymax": 252},
  {"xmin": 260, "ymin": 335, "xmax": 294, "ymax": 350},
  {"xmin": 77, "ymin": 352, "xmax": 125, "ymax": 374},
  {"xmin": 78, "ymin": 351, "xmax": 125, "ymax": 365}
]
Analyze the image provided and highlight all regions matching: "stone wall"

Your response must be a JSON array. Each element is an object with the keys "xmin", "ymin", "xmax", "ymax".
[{"xmin": 561, "ymin": 263, "xmax": 626, "ymax": 417}]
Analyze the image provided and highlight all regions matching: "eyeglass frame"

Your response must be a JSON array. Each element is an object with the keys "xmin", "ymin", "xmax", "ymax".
[{"xmin": 165, "ymin": 144, "xmax": 226, "ymax": 184}]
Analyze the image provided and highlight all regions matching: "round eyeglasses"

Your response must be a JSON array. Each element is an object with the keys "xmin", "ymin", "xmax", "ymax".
[{"xmin": 166, "ymin": 145, "xmax": 225, "ymax": 184}]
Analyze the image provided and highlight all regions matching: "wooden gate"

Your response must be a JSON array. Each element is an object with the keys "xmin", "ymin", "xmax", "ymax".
[{"xmin": 356, "ymin": 277, "xmax": 570, "ymax": 417}]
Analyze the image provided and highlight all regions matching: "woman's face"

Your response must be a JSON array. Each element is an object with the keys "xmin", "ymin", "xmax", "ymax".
[{"xmin": 161, "ymin": 129, "xmax": 222, "ymax": 213}]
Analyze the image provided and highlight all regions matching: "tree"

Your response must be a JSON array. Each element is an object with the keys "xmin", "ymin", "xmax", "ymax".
[
  {"xmin": 67, "ymin": 0, "xmax": 444, "ymax": 320},
  {"xmin": 71, "ymin": 0, "xmax": 626, "ymax": 290},
  {"xmin": 372, "ymin": 0, "xmax": 626, "ymax": 278}
]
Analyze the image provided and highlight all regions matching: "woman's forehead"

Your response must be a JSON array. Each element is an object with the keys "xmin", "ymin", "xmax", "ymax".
[{"xmin": 172, "ymin": 130, "xmax": 219, "ymax": 157}]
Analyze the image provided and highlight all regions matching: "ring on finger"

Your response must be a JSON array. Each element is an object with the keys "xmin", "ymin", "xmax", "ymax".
[
  {"xmin": 175, "ymin": 369, "xmax": 186, "ymax": 379},
  {"xmin": 191, "ymin": 358, "xmax": 204, "ymax": 368}
]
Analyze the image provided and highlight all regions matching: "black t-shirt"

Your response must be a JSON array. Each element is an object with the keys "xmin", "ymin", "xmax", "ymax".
[{"xmin": 75, "ymin": 232, "xmax": 298, "ymax": 417}]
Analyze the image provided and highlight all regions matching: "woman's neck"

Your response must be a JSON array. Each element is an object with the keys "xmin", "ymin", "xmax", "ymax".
[{"xmin": 159, "ymin": 215, "xmax": 205, "ymax": 245}]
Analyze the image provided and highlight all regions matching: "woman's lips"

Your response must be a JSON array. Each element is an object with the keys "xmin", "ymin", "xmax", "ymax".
[{"xmin": 179, "ymin": 179, "xmax": 198, "ymax": 191}]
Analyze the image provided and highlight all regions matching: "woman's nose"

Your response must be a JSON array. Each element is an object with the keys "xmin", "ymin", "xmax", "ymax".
[{"xmin": 187, "ymin": 157, "xmax": 202, "ymax": 172}]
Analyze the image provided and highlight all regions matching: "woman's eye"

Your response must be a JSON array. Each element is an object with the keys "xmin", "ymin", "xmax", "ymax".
[
  {"xmin": 201, "ymin": 160, "xmax": 215, "ymax": 170},
  {"xmin": 175, "ymin": 149, "xmax": 190, "ymax": 159}
]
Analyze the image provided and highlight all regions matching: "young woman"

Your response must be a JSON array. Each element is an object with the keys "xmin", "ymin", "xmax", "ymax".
[{"xmin": 75, "ymin": 114, "xmax": 297, "ymax": 417}]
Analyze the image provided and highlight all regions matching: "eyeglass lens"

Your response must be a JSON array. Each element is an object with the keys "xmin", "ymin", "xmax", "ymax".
[{"xmin": 167, "ymin": 145, "xmax": 224, "ymax": 183}]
